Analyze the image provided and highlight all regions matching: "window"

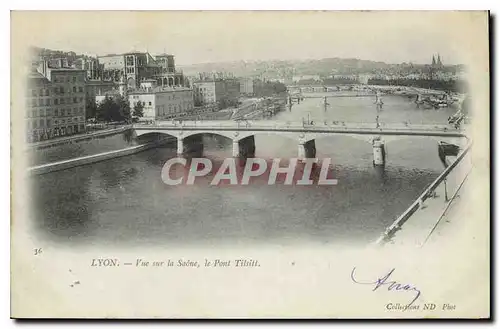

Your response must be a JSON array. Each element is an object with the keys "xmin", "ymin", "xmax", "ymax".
[
  {"xmin": 79, "ymin": 97, "xmax": 83, "ymax": 103},
  {"xmin": 39, "ymin": 109, "xmax": 44, "ymax": 116},
  {"xmin": 33, "ymin": 121, "xmax": 38, "ymax": 128},
  {"xmin": 73, "ymin": 86, "xmax": 77, "ymax": 92},
  {"xmin": 31, "ymin": 99, "xmax": 37, "ymax": 107},
  {"xmin": 39, "ymin": 119, "xmax": 44, "ymax": 127},
  {"xmin": 126, "ymin": 56, "xmax": 134, "ymax": 66},
  {"xmin": 46, "ymin": 119, "xmax": 51, "ymax": 127},
  {"xmin": 46, "ymin": 109, "xmax": 51, "ymax": 116},
  {"xmin": 54, "ymin": 109, "xmax": 59, "ymax": 116},
  {"xmin": 149, "ymin": 102, "xmax": 152, "ymax": 106},
  {"xmin": 73, "ymin": 97, "xmax": 77, "ymax": 103},
  {"xmin": 60, "ymin": 98, "xmax": 65, "ymax": 104},
  {"xmin": 31, "ymin": 89, "xmax": 37, "ymax": 97},
  {"xmin": 79, "ymin": 87, "xmax": 83, "ymax": 92},
  {"xmin": 55, "ymin": 99, "xmax": 59, "ymax": 105},
  {"xmin": 54, "ymin": 120, "xmax": 59, "ymax": 125},
  {"xmin": 73, "ymin": 77, "xmax": 77, "ymax": 83},
  {"xmin": 54, "ymin": 87, "xmax": 59, "ymax": 94},
  {"xmin": 60, "ymin": 86, "xmax": 64, "ymax": 93}
]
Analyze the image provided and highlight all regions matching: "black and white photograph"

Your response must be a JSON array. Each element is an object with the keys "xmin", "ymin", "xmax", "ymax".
[{"xmin": 10, "ymin": 10, "xmax": 490, "ymax": 319}]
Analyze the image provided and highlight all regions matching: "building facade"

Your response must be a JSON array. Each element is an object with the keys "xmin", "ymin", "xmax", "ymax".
[
  {"xmin": 74, "ymin": 57, "xmax": 104, "ymax": 80},
  {"xmin": 239, "ymin": 78, "xmax": 254, "ymax": 95},
  {"xmin": 128, "ymin": 87, "xmax": 194, "ymax": 121},
  {"xmin": 25, "ymin": 71, "xmax": 53, "ymax": 143},
  {"xmin": 26, "ymin": 61, "xmax": 87, "ymax": 142},
  {"xmin": 85, "ymin": 80, "xmax": 116, "ymax": 103},
  {"xmin": 153, "ymin": 53, "xmax": 185, "ymax": 88},
  {"xmin": 98, "ymin": 52, "xmax": 160, "ymax": 89},
  {"xmin": 98, "ymin": 52, "xmax": 187, "ymax": 90},
  {"xmin": 193, "ymin": 79, "xmax": 240, "ymax": 107}
]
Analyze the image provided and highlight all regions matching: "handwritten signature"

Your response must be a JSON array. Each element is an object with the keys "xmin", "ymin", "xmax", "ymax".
[{"xmin": 350, "ymin": 267, "xmax": 421, "ymax": 306}]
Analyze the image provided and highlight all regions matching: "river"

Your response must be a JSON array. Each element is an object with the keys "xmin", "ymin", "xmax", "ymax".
[{"xmin": 28, "ymin": 93, "xmax": 458, "ymax": 247}]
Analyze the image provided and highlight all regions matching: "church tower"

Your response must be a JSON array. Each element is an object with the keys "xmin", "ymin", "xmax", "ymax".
[
  {"xmin": 437, "ymin": 54, "xmax": 443, "ymax": 67},
  {"xmin": 432, "ymin": 55, "xmax": 436, "ymax": 66}
]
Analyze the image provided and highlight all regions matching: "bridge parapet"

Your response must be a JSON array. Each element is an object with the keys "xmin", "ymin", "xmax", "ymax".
[{"xmin": 132, "ymin": 121, "xmax": 465, "ymax": 142}]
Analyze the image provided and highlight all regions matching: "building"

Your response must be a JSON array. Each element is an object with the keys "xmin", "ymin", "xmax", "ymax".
[
  {"xmin": 193, "ymin": 79, "xmax": 240, "ymax": 108},
  {"xmin": 153, "ymin": 53, "xmax": 185, "ymax": 87},
  {"xmin": 97, "ymin": 51, "xmax": 187, "ymax": 90},
  {"xmin": 25, "ymin": 70, "xmax": 52, "ymax": 143},
  {"xmin": 85, "ymin": 80, "xmax": 116, "ymax": 103},
  {"xmin": 95, "ymin": 90, "xmax": 122, "ymax": 104},
  {"xmin": 27, "ymin": 60, "xmax": 87, "ymax": 141},
  {"xmin": 74, "ymin": 56, "xmax": 104, "ymax": 80},
  {"xmin": 239, "ymin": 78, "xmax": 254, "ymax": 95},
  {"xmin": 98, "ymin": 52, "xmax": 160, "ymax": 89},
  {"xmin": 128, "ymin": 87, "xmax": 194, "ymax": 121}
]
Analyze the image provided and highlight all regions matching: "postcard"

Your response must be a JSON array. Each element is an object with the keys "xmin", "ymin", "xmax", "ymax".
[{"xmin": 10, "ymin": 10, "xmax": 490, "ymax": 318}]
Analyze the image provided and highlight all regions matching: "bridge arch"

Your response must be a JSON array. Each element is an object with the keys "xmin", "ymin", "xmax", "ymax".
[
  {"xmin": 134, "ymin": 130, "xmax": 181, "ymax": 140},
  {"xmin": 179, "ymin": 130, "xmax": 236, "ymax": 141}
]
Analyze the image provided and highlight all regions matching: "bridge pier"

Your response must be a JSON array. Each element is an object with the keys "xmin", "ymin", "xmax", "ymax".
[
  {"xmin": 372, "ymin": 137, "xmax": 386, "ymax": 166},
  {"xmin": 177, "ymin": 138, "xmax": 184, "ymax": 155},
  {"xmin": 177, "ymin": 135, "xmax": 204, "ymax": 156},
  {"xmin": 298, "ymin": 140, "xmax": 316, "ymax": 161},
  {"xmin": 234, "ymin": 136, "xmax": 256, "ymax": 159}
]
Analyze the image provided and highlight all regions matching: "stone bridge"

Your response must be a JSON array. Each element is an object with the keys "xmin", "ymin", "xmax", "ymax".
[{"xmin": 133, "ymin": 120, "xmax": 467, "ymax": 166}]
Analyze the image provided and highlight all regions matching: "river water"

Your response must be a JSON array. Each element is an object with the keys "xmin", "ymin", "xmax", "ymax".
[{"xmin": 28, "ymin": 93, "xmax": 458, "ymax": 247}]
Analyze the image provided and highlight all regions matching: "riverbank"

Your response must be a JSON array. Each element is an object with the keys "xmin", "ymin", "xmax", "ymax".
[
  {"xmin": 25, "ymin": 125, "xmax": 132, "ymax": 151},
  {"xmin": 28, "ymin": 137, "xmax": 175, "ymax": 175}
]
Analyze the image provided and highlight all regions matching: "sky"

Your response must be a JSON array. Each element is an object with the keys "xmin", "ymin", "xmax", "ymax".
[{"xmin": 12, "ymin": 11, "xmax": 487, "ymax": 66}]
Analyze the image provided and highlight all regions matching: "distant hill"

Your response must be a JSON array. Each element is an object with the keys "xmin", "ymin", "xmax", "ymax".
[
  {"xmin": 178, "ymin": 58, "xmax": 397, "ymax": 77},
  {"xmin": 29, "ymin": 46, "xmax": 464, "ymax": 78},
  {"xmin": 178, "ymin": 58, "xmax": 464, "ymax": 78}
]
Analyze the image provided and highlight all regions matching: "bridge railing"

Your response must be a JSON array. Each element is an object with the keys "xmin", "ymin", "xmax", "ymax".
[{"xmin": 132, "ymin": 120, "xmax": 460, "ymax": 134}]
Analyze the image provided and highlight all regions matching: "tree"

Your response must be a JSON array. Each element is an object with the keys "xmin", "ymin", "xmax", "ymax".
[
  {"xmin": 114, "ymin": 95, "xmax": 131, "ymax": 123},
  {"xmin": 95, "ymin": 95, "xmax": 131, "ymax": 123},
  {"xmin": 96, "ymin": 96, "xmax": 115, "ymax": 122},
  {"xmin": 85, "ymin": 98, "xmax": 98, "ymax": 120},
  {"xmin": 133, "ymin": 101, "xmax": 145, "ymax": 120}
]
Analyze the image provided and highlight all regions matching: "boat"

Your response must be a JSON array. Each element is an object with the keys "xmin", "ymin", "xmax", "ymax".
[{"xmin": 438, "ymin": 141, "xmax": 460, "ymax": 167}]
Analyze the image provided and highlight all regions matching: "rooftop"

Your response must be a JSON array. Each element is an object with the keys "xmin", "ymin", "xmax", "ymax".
[
  {"xmin": 27, "ymin": 71, "xmax": 47, "ymax": 80},
  {"xmin": 128, "ymin": 86, "xmax": 192, "ymax": 95},
  {"xmin": 47, "ymin": 67, "xmax": 86, "ymax": 72},
  {"xmin": 155, "ymin": 54, "xmax": 174, "ymax": 58},
  {"xmin": 86, "ymin": 79, "xmax": 116, "ymax": 85}
]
